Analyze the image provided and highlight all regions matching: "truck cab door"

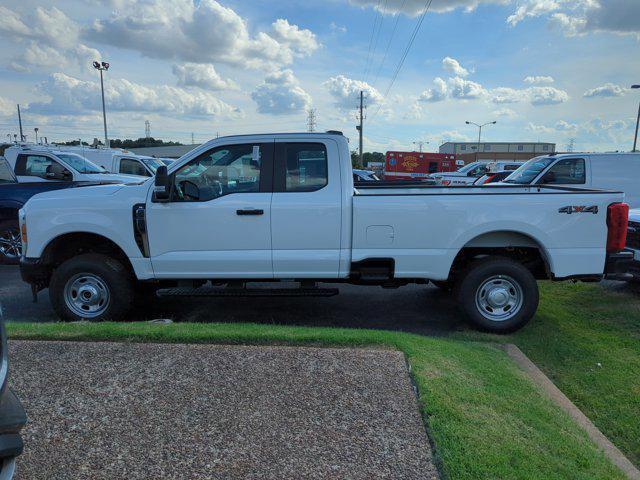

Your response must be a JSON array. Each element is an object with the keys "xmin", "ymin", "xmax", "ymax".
[
  {"xmin": 145, "ymin": 141, "xmax": 274, "ymax": 279},
  {"xmin": 271, "ymin": 139, "xmax": 343, "ymax": 277},
  {"xmin": 14, "ymin": 154, "xmax": 72, "ymax": 182}
]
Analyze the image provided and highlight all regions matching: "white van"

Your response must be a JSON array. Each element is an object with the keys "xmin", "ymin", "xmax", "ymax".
[
  {"xmin": 502, "ymin": 153, "xmax": 640, "ymax": 207},
  {"xmin": 2, "ymin": 144, "xmax": 140, "ymax": 183},
  {"xmin": 57, "ymin": 146, "xmax": 164, "ymax": 177}
]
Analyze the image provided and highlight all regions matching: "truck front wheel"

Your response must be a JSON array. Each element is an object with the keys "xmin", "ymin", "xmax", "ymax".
[
  {"xmin": 49, "ymin": 254, "xmax": 134, "ymax": 322},
  {"xmin": 455, "ymin": 256, "xmax": 538, "ymax": 333}
]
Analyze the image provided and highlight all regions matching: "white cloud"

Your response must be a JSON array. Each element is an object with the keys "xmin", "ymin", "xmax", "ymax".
[
  {"xmin": 508, "ymin": 0, "xmax": 640, "ymax": 38},
  {"xmin": 85, "ymin": 0, "xmax": 318, "ymax": 69},
  {"xmin": 323, "ymin": 75, "xmax": 384, "ymax": 110},
  {"xmin": 329, "ymin": 22, "xmax": 347, "ymax": 33},
  {"xmin": 492, "ymin": 107, "xmax": 518, "ymax": 118},
  {"xmin": 251, "ymin": 70, "xmax": 312, "ymax": 115},
  {"xmin": 0, "ymin": 96, "xmax": 15, "ymax": 117},
  {"xmin": 418, "ymin": 77, "xmax": 448, "ymax": 102},
  {"xmin": 30, "ymin": 73, "xmax": 242, "ymax": 118},
  {"xmin": 442, "ymin": 57, "xmax": 469, "ymax": 77},
  {"xmin": 404, "ymin": 103, "xmax": 424, "ymax": 120},
  {"xmin": 448, "ymin": 77, "xmax": 487, "ymax": 99},
  {"xmin": 528, "ymin": 86, "xmax": 569, "ymax": 105},
  {"xmin": 490, "ymin": 87, "xmax": 523, "ymax": 104},
  {"xmin": 348, "ymin": 0, "xmax": 510, "ymax": 17},
  {"xmin": 524, "ymin": 75, "xmax": 554, "ymax": 84},
  {"xmin": 172, "ymin": 63, "xmax": 237, "ymax": 91},
  {"xmin": 583, "ymin": 83, "xmax": 627, "ymax": 98}
]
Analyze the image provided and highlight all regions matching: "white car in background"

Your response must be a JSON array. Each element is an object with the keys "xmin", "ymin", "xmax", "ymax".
[
  {"xmin": 501, "ymin": 152, "xmax": 640, "ymax": 208},
  {"xmin": 430, "ymin": 160, "xmax": 523, "ymax": 186},
  {"xmin": 56, "ymin": 145, "xmax": 165, "ymax": 178},
  {"xmin": 2, "ymin": 145, "xmax": 141, "ymax": 183}
]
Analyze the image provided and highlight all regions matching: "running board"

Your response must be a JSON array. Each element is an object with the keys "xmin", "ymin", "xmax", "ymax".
[{"xmin": 156, "ymin": 287, "xmax": 339, "ymax": 298}]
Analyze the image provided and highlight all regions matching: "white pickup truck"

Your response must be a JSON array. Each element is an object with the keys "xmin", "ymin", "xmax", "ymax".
[{"xmin": 19, "ymin": 132, "xmax": 632, "ymax": 332}]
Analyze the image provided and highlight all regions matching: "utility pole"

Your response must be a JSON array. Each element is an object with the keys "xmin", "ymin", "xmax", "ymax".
[
  {"xmin": 191, "ymin": 133, "xmax": 194, "ymax": 144},
  {"xmin": 145, "ymin": 120, "xmax": 151, "ymax": 139},
  {"xmin": 566, "ymin": 138, "xmax": 575, "ymax": 153},
  {"xmin": 34, "ymin": 127, "xmax": 39, "ymax": 144},
  {"xmin": 356, "ymin": 91, "xmax": 365, "ymax": 165},
  {"xmin": 17, "ymin": 104, "xmax": 24, "ymax": 141},
  {"xmin": 632, "ymin": 85, "xmax": 640, "ymax": 152},
  {"xmin": 306, "ymin": 108, "xmax": 317, "ymax": 132}
]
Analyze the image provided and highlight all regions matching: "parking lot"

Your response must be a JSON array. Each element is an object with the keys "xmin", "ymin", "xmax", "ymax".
[{"xmin": 0, "ymin": 265, "xmax": 461, "ymax": 335}]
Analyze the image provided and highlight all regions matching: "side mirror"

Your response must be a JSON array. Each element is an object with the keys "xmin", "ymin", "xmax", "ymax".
[{"xmin": 154, "ymin": 165, "xmax": 171, "ymax": 201}]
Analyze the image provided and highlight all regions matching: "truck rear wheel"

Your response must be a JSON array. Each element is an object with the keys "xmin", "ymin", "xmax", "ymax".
[
  {"xmin": 49, "ymin": 254, "xmax": 133, "ymax": 322},
  {"xmin": 455, "ymin": 256, "xmax": 538, "ymax": 333}
]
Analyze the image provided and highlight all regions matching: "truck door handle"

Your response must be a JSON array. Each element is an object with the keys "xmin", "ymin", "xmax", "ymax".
[{"xmin": 236, "ymin": 209, "xmax": 264, "ymax": 216}]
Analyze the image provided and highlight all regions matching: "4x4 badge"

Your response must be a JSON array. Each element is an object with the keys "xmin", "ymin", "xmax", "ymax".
[{"xmin": 558, "ymin": 205, "xmax": 599, "ymax": 214}]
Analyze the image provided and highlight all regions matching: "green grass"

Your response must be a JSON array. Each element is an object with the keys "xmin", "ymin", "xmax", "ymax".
[
  {"xmin": 455, "ymin": 281, "xmax": 640, "ymax": 468},
  {"xmin": 7, "ymin": 320, "xmax": 624, "ymax": 479}
]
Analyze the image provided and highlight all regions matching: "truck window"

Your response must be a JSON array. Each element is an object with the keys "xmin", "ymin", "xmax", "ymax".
[
  {"xmin": 428, "ymin": 162, "xmax": 438, "ymax": 173},
  {"xmin": 0, "ymin": 158, "xmax": 15, "ymax": 184},
  {"xmin": 15, "ymin": 155, "xmax": 60, "ymax": 179},
  {"xmin": 172, "ymin": 143, "xmax": 269, "ymax": 202},
  {"xmin": 542, "ymin": 158, "xmax": 585, "ymax": 185},
  {"xmin": 282, "ymin": 143, "xmax": 328, "ymax": 192},
  {"xmin": 120, "ymin": 158, "xmax": 149, "ymax": 176}
]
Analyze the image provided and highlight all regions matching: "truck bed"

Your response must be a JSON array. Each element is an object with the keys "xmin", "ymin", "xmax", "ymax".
[{"xmin": 352, "ymin": 183, "xmax": 624, "ymax": 280}]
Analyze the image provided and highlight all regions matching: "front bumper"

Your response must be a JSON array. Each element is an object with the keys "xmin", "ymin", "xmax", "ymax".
[{"xmin": 19, "ymin": 257, "xmax": 49, "ymax": 291}]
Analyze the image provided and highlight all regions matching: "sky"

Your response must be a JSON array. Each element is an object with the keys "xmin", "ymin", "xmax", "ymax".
[{"xmin": 0, "ymin": 0, "xmax": 638, "ymax": 152}]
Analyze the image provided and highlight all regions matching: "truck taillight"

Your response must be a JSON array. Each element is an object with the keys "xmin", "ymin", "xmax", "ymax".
[{"xmin": 606, "ymin": 202, "xmax": 629, "ymax": 253}]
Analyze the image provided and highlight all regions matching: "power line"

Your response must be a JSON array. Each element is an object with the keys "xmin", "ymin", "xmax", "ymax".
[
  {"xmin": 364, "ymin": 0, "xmax": 389, "ymax": 83},
  {"xmin": 362, "ymin": 0, "xmax": 383, "ymax": 81},
  {"xmin": 372, "ymin": 0, "xmax": 407, "ymax": 87},
  {"xmin": 372, "ymin": 0, "xmax": 434, "ymax": 119}
]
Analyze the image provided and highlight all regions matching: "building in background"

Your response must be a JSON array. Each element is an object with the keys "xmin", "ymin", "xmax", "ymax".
[
  {"xmin": 385, "ymin": 151, "xmax": 460, "ymax": 180},
  {"xmin": 439, "ymin": 142, "xmax": 555, "ymax": 163}
]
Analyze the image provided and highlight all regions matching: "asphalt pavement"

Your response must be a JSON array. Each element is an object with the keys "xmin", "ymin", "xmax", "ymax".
[
  {"xmin": 11, "ymin": 341, "xmax": 439, "ymax": 480},
  {"xmin": 0, "ymin": 265, "xmax": 462, "ymax": 335}
]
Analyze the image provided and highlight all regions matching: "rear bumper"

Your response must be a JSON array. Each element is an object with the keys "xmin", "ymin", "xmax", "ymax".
[{"xmin": 604, "ymin": 250, "xmax": 635, "ymax": 276}]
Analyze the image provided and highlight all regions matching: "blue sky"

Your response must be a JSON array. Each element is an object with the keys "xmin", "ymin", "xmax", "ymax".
[{"xmin": 0, "ymin": 0, "xmax": 638, "ymax": 152}]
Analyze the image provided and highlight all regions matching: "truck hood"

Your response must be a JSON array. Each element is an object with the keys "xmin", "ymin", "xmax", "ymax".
[
  {"xmin": 81, "ymin": 173, "xmax": 144, "ymax": 183},
  {"xmin": 629, "ymin": 208, "xmax": 640, "ymax": 223},
  {"xmin": 27, "ymin": 183, "xmax": 129, "ymax": 203}
]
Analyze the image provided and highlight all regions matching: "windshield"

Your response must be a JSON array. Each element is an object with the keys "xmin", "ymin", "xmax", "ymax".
[
  {"xmin": 141, "ymin": 157, "xmax": 165, "ymax": 173},
  {"xmin": 56, "ymin": 153, "xmax": 107, "ymax": 174},
  {"xmin": 457, "ymin": 162, "xmax": 482, "ymax": 173},
  {"xmin": 504, "ymin": 157, "xmax": 556, "ymax": 184}
]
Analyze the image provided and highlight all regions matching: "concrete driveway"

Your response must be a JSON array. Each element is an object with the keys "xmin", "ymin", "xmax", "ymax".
[
  {"xmin": 0, "ymin": 265, "xmax": 461, "ymax": 335},
  {"xmin": 10, "ymin": 341, "xmax": 438, "ymax": 480}
]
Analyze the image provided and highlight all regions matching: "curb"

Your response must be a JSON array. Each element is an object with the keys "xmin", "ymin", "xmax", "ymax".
[{"xmin": 503, "ymin": 343, "xmax": 640, "ymax": 480}]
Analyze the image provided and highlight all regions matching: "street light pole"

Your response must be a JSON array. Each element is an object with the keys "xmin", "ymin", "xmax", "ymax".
[
  {"xmin": 632, "ymin": 85, "xmax": 640, "ymax": 152},
  {"xmin": 93, "ymin": 61, "xmax": 110, "ymax": 147},
  {"xmin": 465, "ymin": 120, "xmax": 497, "ymax": 161},
  {"xmin": 412, "ymin": 141, "xmax": 429, "ymax": 152}
]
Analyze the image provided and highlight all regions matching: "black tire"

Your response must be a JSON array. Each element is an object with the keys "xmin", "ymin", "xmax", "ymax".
[
  {"xmin": 454, "ymin": 256, "xmax": 539, "ymax": 333},
  {"xmin": 49, "ymin": 253, "xmax": 133, "ymax": 322},
  {"xmin": 0, "ymin": 220, "xmax": 21, "ymax": 265}
]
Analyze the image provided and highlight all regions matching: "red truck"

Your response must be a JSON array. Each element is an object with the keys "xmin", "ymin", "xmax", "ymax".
[{"xmin": 384, "ymin": 151, "xmax": 461, "ymax": 181}]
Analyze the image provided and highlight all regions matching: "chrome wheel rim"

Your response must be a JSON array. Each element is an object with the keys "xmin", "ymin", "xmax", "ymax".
[
  {"xmin": 475, "ymin": 275, "xmax": 523, "ymax": 322},
  {"xmin": 0, "ymin": 227, "xmax": 21, "ymax": 260},
  {"xmin": 64, "ymin": 274, "xmax": 110, "ymax": 318}
]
